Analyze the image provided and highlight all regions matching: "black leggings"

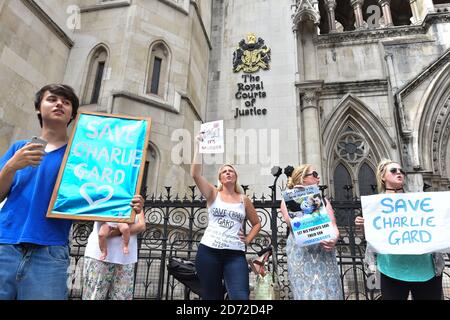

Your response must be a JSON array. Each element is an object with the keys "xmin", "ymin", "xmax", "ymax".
[{"xmin": 380, "ymin": 272, "xmax": 442, "ymax": 300}]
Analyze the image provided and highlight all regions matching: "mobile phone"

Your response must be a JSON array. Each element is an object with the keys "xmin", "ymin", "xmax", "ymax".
[{"xmin": 30, "ymin": 136, "xmax": 48, "ymax": 150}]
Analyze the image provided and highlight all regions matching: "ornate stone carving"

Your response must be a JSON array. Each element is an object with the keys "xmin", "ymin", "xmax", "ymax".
[
  {"xmin": 301, "ymin": 90, "xmax": 318, "ymax": 108},
  {"xmin": 335, "ymin": 130, "xmax": 368, "ymax": 164},
  {"xmin": 292, "ymin": 0, "xmax": 321, "ymax": 27},
  {"xmin": 297, "ymin": 81, "xmax": 323, "ymax": 110},
  {"xmin": 325, "ymin": 0, "xmax": 337, "ymax": 9},
  {"xmin": 433, "ymin": 101, "xmax": 450, "ymax": 176},
  {"xmin": 232, "ymin": 33, "xmax": 271, "ymax": 73},
  {"xmin": 314, "ymin": 12, "xmax": 450, "ymax": 45},
  {"xmin": 315, "ymin": 25, "xmax": 424, "ymax": 45},
  {"xmin": 322, "ymin": 79, "xmax": 388, "ymax": 96}
]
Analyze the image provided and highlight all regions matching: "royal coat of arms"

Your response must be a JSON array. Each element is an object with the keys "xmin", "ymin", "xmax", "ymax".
[{"xmin": 233, "ymin": 33, "xmax": 271, "ymax": 73}]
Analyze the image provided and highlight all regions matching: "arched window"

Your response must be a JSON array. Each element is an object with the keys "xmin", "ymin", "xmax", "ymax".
[
  {"xmin": 147, "ymin": 42, "xmax": 170, "ymax": 98},
  {"xmin": 83, "ymin": 46, "xmax": 108, "ymax": 105},
  {"xmin": 324, "ymin": 95, "xmax": 394, "ymax": 200},
  {"xmin": 331, "ymin": 127, "xmax": 380, "ymax": 199},
  {"xmin": 333, "ymin": 163, "xmax": 353, "ymax": 201},
  {"xmin": 358, "ymin": 162, "xmax": 377, "ymax": 195}
]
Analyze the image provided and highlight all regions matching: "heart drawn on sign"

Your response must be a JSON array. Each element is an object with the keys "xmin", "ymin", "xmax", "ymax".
[
  {"xmin": 293, "ymin": 222, "xmax": 301, "ymax": 229},
  {"xmin": 80, "ymin": 183, "xmax": 114, "ymax": 206}
]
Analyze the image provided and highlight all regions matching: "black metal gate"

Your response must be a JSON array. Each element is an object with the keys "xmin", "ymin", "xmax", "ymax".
[{"xmin": 67, "ymin": 178, "xmax": 450, "ymax": 300}]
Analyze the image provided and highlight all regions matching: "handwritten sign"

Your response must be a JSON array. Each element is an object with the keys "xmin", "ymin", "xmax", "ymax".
[
  {"xmin": 199, "ymin": 120, "xmax": 224, "ymax": 154},
  {"xmin": 361, "ymin": 192, "xmax": 450, "ymax": 254},
  {"xmin": 282, "ymin": 185, "xmax": 336, "ymax": 247},
  {"xmin": 47, "ymin": 111, "xmax": 151, "ymax": 223}
]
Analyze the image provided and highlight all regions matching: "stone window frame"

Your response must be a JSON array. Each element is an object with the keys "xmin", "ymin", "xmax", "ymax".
[
  {"xmin": 322, "ymin": 93, "xmax": 394, "ymax": 199},
  {"xmin": 82, "ymin": 44, "xmax": 109, "ymax": 106},
  {"xmin": 146, "ymin": 41, "xmax": 171, "ymax": 100}
]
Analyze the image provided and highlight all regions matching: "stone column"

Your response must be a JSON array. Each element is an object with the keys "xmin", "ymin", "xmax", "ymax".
[
  {"xmin": 351, "ymin": 0, "xmax": 365, "ymax": 30},
  {"xmin": 297, "ymin": 82, "xmax": 323, "ymax": 170},
  {"xmin": 409, "ymin": 0, "xmax": 421, "ymax": 24},
  {"xmin": 384, "ymin": 53, "xmax": 399, "ymax": 92},
  {"xmin": 325, "ymin": 0, "xmax": 337, "ymax": 33},
  {"xmin": 409, "ymin": 0, "xmax": 434, "ymax": 25},
  {"xmin": 378, "ymin": 0, "xmax": 393, "ymax": 27},
  {"xmin": 292, "ymin": 26, "xmax": 301, "ymax": 83}
]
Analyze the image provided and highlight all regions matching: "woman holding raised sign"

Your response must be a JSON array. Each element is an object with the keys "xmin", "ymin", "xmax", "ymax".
[
  {"xmin": 355, "ymin": 159, "xmax": 444, "ymax": 300},
  {"xmin": 191, "ymin": 132, "xmax": 261, "ymax": 300},
  {"xmin": 279, "ymin": 164, "xmax": 342, "ymax": 300}
]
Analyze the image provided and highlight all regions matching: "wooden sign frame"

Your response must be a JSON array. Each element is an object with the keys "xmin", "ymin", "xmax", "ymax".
[{"xmin": 47, "ymin": 111, "xmax": 152, "ymax": 223}]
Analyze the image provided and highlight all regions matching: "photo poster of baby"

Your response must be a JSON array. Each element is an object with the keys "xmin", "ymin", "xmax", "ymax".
[
  {"xmin": 282, "ymin": 185, "xmax": 335, "ymax": 247},
  {"xmin": 199, "ymin": 120, "xmax": 224, "ymax": 154}
]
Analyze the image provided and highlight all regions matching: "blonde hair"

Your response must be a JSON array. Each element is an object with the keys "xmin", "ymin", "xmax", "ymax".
[
  {"xmin": 376, "ymin": 159, "xmax": 402, "ymax": 193},
  {"xmin": 217, "ymin": 164, "xmax": 243, "ymax": 194},
  {"xmin": 287, "ymin": 164, "xmax": 311, "ymax": 189}
]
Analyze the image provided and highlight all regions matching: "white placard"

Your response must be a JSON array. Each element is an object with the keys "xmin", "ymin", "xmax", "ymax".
[
  {"xmin": 199, "ymin": 120, "xmax": 224, "ymax": 154},
  {"xmin": 361, "ymin": 192, "xmax": 450, "ymax": 254}
]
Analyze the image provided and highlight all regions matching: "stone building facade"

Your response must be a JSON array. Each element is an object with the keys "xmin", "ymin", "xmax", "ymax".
[
  {"xmin": 0, "ymin": 0, "xmax": 212, "ymax": 195},
  {"xmin": 1, "ymin": 0, "xmax": 450, "ymax": 199}
]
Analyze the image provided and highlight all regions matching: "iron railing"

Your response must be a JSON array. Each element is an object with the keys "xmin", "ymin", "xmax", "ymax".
[{"xmin": 67, "ymin": 186, "xmax": 450, "ymax": 300}]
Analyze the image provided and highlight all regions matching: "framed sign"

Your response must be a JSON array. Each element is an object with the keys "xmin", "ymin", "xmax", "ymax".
[{"xmin": 47, "ymin": 111, "xmax": 151, "ymax": 223}]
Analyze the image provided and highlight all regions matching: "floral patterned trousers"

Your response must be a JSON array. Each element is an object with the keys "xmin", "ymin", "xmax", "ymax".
[{"xmin": 82, "ymin": 257, "xmax": 135, "ymax": 300}]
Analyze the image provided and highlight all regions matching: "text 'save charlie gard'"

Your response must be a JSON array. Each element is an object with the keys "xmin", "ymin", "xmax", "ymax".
[
  {"xmin": 361, "ymin": 192, "xmax": 450, "ymax": 254},
  {"xmin": 282, "ymin": 185, "xmax": 336, "ymax": 246},
  {"xmin": 47, "ymin": 112, "xmax": 151, "ymax": 223}
]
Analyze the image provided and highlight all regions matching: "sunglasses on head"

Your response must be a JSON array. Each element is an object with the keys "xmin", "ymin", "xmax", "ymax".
[
  {"xmin": 304, "ymin": 171, "xmax": 319, "ymax": 178},
  {"xmin": 389, "ymin": 167, "xmax": 405, "ymax": 175}
]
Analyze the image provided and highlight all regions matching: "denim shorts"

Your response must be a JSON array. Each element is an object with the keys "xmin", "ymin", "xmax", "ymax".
[{"xmin": 0, "ymin": 243, "xmax": 69, "ymax": 300}]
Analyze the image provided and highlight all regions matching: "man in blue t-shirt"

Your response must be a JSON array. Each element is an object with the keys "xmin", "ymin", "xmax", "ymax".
[{"xmin": 0, "ymin": 84, "xmax": 79, "ymax": 300}]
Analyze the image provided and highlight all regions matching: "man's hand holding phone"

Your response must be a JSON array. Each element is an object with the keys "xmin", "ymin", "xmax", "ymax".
[
  {"xmin": 5, "ymin": 137, "xmax": 47, "ymax": 172},
  {"xmin": 30, "ymin": 136, "xmax": 48, "ymax": 150}
]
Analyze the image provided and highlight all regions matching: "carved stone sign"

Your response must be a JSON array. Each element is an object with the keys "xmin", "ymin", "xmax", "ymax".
[
  {"xmin": 232, "ymin": 33, "xmax": 271, "ymax": 119},
  {"xmin": 233, "ymin": 33, "xmax": 271, "ymax": 73},
  {"xmin": 234, "ymin": 75, "xmax": 267, "ymax": 119}
]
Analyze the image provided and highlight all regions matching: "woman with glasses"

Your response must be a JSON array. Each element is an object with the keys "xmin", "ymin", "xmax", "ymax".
[
  {"xmin": 279, "ymin": 164, "xmax": 342, "ymax": 300},
  {"xmin": 355, "ymin": 159, "xmax": 444, "ymax": 300}
]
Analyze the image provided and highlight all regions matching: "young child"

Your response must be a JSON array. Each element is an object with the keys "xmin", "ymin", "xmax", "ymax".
[{"xmin": 98, "ymin": 222, "xmax": 131, "ymax": 260}]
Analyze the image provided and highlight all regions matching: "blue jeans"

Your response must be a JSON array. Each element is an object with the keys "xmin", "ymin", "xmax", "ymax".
[
  {"xmin": 196, "ymin": 243, "xmax": 249, "ymax": 300},
  {"xmin": 0, "ymin": 244, "xmax": 69, "ymax": 300}
]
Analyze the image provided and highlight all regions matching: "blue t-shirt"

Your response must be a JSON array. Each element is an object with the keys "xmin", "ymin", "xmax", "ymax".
[{"xmin": 0, "ymin": 140, "xmax": 72, "ymax": 245}]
